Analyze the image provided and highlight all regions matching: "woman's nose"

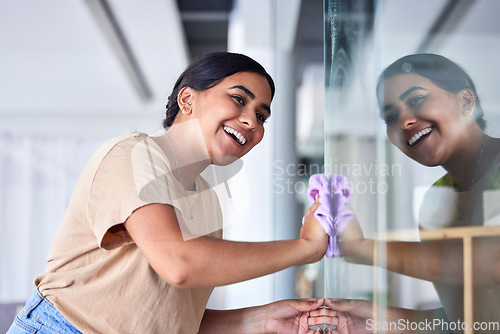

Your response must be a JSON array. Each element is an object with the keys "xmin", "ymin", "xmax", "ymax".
[
  {"xmin": 399, "ymin": 109, "xmax": 416, "ymax": 130},
  {"xmin": 239, "ymin": 110, "xmax": 257, "ymax": 130}
]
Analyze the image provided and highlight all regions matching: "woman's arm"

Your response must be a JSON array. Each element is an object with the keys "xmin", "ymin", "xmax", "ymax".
[
  {"xmin": 341, "ymin": 237, "xmax": 461, "ymax": 283},
  {"xmin": 124, "ymin": 199, "xmax": 327, "ymax": 288},
  {"xmin": 340, "ymin": 219, "xmax": 500, "ymax": 286},
  {"xmin": 199, "ymin": 299, "xmax": 337, "ymax": 334}
]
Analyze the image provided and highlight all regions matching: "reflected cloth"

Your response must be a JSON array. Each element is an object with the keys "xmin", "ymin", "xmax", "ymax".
[{"xmin": 304, "ymin": 174, "xmax": 353, "ymax": 257}]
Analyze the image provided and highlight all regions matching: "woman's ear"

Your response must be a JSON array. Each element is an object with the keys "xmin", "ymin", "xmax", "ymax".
[
  {"xmin": 460, "ymin": 88, "xmax": 476, "ymax": 115},
  {"xmin": 177, "ymin": 86, "xmax": 194, "ymax": 115}
]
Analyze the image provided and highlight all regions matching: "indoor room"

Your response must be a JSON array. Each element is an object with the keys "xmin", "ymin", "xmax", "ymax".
[{"xmin": 1, "ymin": 0, "xmax": 500, "ymax": 332}]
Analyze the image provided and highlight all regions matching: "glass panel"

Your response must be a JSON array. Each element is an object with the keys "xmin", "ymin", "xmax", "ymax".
[
  {"xmin": 324, "ymin": 0, "xmax": 380, "ymax": 301},
  {"xmin": 323, "ymin": 0, "xmax": 500, "ymax": 331}
]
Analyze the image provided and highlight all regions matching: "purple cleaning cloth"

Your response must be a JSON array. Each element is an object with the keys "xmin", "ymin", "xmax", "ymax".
[{"xmin": 303, "ymin": 174, "xmax": 354, "ymax": 258}]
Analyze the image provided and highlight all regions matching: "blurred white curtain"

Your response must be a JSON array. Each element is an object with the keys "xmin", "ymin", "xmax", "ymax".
[{"xmin": 0, "ymin": 133, "xmax": 102, "ymax": 302}]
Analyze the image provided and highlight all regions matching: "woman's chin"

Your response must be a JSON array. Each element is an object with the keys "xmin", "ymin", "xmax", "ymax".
[{"xmin": 212, "ymin": 155, "xmax": 239, "ymax": 166}]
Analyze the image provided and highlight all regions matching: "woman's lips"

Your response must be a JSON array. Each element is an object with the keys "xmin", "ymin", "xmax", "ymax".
[
  {"xmin": 407, "ymin": 127, "xmax": 433, "ymax": 146},
  {"xmin": 223, "ymin": 125, "xmax": 247, "ymax": 146}
]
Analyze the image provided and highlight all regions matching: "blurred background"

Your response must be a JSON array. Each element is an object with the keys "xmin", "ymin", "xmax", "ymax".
[{"xmin": 1, "ymin": 0, "xmax": 500, "ymax": 331}]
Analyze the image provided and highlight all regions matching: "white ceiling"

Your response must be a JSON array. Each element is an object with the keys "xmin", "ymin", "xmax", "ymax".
[
  {"xmin": 0, "ymin": 0, "xmax": 189, "ymax": 136},
  {"xmin": 1, "ymin": 0, "xmax": 499, "ymax": 136},
  {"xmin": 323, "ymin": 0, "xmax": 500, "ymax": 137},
  {"xmin": 378, "ymin": 0, "xmax": 500, "ymax": 115}
]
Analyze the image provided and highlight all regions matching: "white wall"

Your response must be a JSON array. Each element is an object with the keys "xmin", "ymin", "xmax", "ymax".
[{"xmin": 0, "ymin": 0, "xmax": 188, "ymax": 302}]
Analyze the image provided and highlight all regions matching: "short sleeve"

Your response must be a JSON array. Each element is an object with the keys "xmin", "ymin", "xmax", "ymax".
[{"xmin": 87, "ymin": 136, "xmax": 175, "ymax": 249}]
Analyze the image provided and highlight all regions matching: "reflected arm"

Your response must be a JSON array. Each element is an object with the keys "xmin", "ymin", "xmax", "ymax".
[{"xmin": 341, "ymin": 236, "xmax": 500, "ymax": 287}]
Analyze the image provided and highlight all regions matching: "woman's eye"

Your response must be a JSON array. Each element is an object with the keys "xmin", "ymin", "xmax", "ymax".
[
  {"xmin": 384, "ymin": 113, "xmax": 398, "ymax": 124},
  {"xmin": 256, "ymin": 113, "xmax": 267, "ymax": 123},
  {"xmin": 408, "ymin": 95, "xmax": 424, "ymax": 107},
  {"xmin": 232, "ymin": 95, "xmax": 245, "ymax": 105}
]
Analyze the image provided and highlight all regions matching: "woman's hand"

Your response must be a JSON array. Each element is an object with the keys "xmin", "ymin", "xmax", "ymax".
[
  {"xmin": 338, "ymin": 215, "xmax": 364, "ymax": 242},
  {"xmin": 300, "ymin": 198, "xmax": 329, "ymax": 262},
  {"xmin": 337, "ymin": 216, "xmax": 373, "ymax": 264},
  {"xmin": 323, "ymin": 299, "xmax": 374, "ymax": 334},
  {"xmin": 323, "ymin": 299, "xmax": 428, "ymax": 334},
  {"xmin": 265, "ymin": 299, "xmax": 338, "ymax": 334}
]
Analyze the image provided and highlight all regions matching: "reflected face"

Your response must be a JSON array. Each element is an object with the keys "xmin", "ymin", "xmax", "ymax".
[
  {"xmin": 381, "ymin": 73, "xmax": 472, "ymax": 167},
  {"xmin": 192, "ymin": 71, "xmax": 272, "ymax": 165}
]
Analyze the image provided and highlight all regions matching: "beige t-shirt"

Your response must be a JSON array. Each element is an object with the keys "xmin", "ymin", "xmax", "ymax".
[{"xmin": 35, "ymin": 131, "xmax": 223, "ymax": 334}]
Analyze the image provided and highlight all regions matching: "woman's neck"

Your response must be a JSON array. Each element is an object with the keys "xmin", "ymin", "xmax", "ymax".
[
  {"xmin": 444, "ymin": 131, "xmax": 493, "ymax": 191},
  {"xmin": 153, "ymin": 120, "xmax": 211, "ymax": 189}
]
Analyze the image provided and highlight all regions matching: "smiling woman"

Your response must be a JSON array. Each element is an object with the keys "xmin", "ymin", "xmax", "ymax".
[
  {"xmin": 6, "ymin": 52, "xmax": 338, "ymax": 334},
  {"xmin": 328, "ymin": 54, "xmax": 500, "ymax": 333},
  {"xmin": 174, "ymin": 71, "xmax": 272, "ymax": 165},
  {"xmin": 378, "ymin": 54, "xmax": 488, "ymax": 181},
  {"xmin": 163, "ymin": 52, "xmax": 274, "ymax": 128}
]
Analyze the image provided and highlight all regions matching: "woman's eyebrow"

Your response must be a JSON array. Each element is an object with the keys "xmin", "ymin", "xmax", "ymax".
[
  {"xmin": 261, "ymin": 103, "xmax": 271, "ymax": 116},
  {"xmin": 230, "ymin": 85, "xmax": 255, "ymax": 99},
  {"xmin": 380, "ymin": 86, "xmax": 428, "ymax": 117},
  {"xmin": 399, "ymin": 86, "xmax": 426, "ymax": 100},
  {"xmin": 230, "ymin": 85, "xmax": 271, "ymax": 115}
]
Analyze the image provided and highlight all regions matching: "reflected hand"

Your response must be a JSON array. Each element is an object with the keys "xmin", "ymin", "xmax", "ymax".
[
  {"xmin": 338, "ymin": 216, "xmax": 368, "ymax": 260},
  {"xmin": 265, "ymin": 299, "xmax": 338, "ymax": 334},
  {"xmin": 323, "ymin": 299, "xmax": 374, "ymax": 334},
  {"xmin": 338, "ymin": 215, "xmax": 364, "ymax": 242},
  {"xmin": 324, "ymin": 299, "xmax": 415, "ymax": 334}
]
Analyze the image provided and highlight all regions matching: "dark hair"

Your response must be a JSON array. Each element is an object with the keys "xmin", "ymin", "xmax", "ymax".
[
  {"xmin": 376, "ymin": 53, "xmax": 486, "ymax": 130},
  {"xmin": 163, "ymin": 52, "xmax": 275, "ymax": 128}
]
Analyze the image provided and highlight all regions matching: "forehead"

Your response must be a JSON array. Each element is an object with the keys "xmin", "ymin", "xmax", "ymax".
[
  {"xmin": 217, "ymin": 72, "xmax": 273, "ymax": 101},
  {"xmin": 382, "ymin": 73, "xmax": 433, "ymax": 96},
  {"xmin": 383, "ymin": 73, "xmax": 433, "ymax": 93}
]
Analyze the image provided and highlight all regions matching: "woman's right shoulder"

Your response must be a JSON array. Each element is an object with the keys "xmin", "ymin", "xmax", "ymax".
[
  {"xmin": 101, "ymin": 131, "xmax": 159, "ymax": 155},
  {"xmin": 86, "ymin": 131, "xmax": 162, "ymax": 169},
  {"xmin": 107, "ymin": 131, "xmax": 149, "ymax": 146}
]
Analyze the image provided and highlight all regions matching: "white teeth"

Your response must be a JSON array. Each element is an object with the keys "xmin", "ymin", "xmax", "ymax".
[
  {"xmin": 408, "ymin": 127, "xmax": 432, "ymax": 146},
  {"xmin": 223, "ymin": 126, "xmax": 247, "ymax": 145}
]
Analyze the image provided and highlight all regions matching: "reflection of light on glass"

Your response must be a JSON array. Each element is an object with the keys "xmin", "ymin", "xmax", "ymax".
[
  {"xmin": 131, "ymin": 130, "xmax": 231, "ymax": 241},
  {"xmin": 202, "ymin": 163, "xmax": 251, "ymax": 228}
]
